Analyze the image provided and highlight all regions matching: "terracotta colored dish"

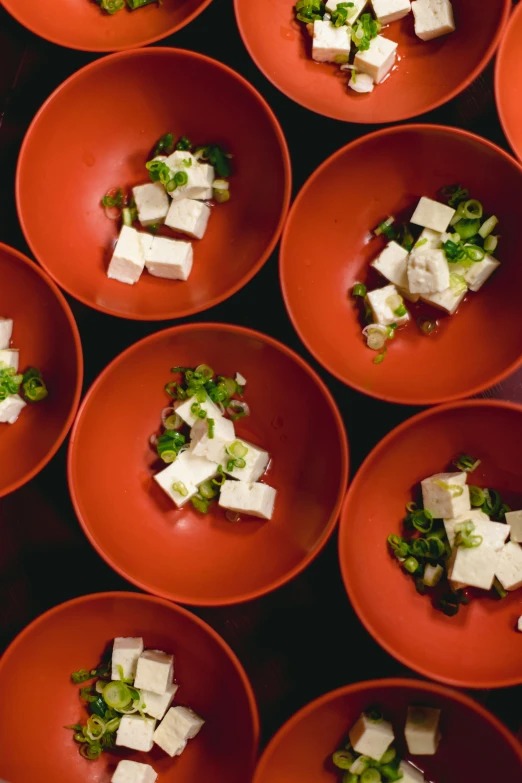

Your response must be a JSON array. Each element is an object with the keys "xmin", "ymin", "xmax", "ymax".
[
  {"xmin": 253, "ymin": 679, "xmax": 522, "ymax": 783},
  {"xmin": 17, "ymin": 48, "xmax": 291, "ymax": 321},
  {"xmin": 280, "ymin": 125, "xmax": 522, "ymax": 406},
  {"xmin": 340, "ymin": 400, "xmax": 522, "ymax": 689},
  {"xmin": 2, "ymin": 0, "xmax": 213, "ymax": 52},
  {"xmin": 0, "ymin": 243, "xmax": 82, "ymax": 498},
  {"xmin": 234, "ymin": 0, "xmax": 510, "ymax": 123},
  {"xmin": 0, "ymin": 592, "xmax": 259, "ymax": 782},
  {"xmin": 495, "ymin": 2, "xmax": 522, "ymax": 162},
  {"xmin": 68, "ymin": 323, "xmax": 349, "ymax": 605}
]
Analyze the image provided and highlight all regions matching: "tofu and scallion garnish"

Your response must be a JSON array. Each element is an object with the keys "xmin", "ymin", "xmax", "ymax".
[
  {"xmin": 93, "ymin": 0, "xmax": 162, "ymax": 17},
  {"xmin": 352, "ymin": 186, "xmax": 501, "ymax": 363},
  {"xmin": 331, "ymin": 704, "xmax": 442, "ymax": 782},
  {"xmin": 151, "ymin": 364, "xmax": 277, "ymax": 520},
  {"xmin": 102, "ymin": 133, "xmax": 232, "ymax": 286},
  {"xmin": 294, "ymin": 0, "xmax": 455, "ymax": 94},
  {"xmin": 0, "ymin": 316, "xmax": 48, "ymax": 424},
  {"xmin": 388, "ymin": 454, "xmax": 522, "ymax": 628},
  {"xmin": 67, "ymin": 636, "xmax": 204, "ymax": 781}
]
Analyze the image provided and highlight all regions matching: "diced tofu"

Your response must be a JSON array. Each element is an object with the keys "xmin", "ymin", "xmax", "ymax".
[
  {"xmin": 399, "ymin": 762, "xmax": 425, "ymax": 783},
  {"xmin": 354, "ymin": 35, "xmax": 398, "ymax": 84},
  {"xmin": 153, "ymin": 706, "xmax": 205, "ymax": 757},
  {"xmin": 349, "ymin": 72, "xmax": 375, "ymax": 93},
  {"xmin": 0, "ymin": 318, "xmax": 13, "ymax": 350},
  {"xmin": 367, "ymin": 285, "xmax": 409, "ymax": 327},
  {"xmin": 407, "ymin": 247, "xmax": 449, "ymax": 294},
  {"xmin": 326, "ymin": 0, "xmax": 368, "ymax": 21},
  {"xmin": 443, "ymin": 508, "xmax": 490, "ymax": 548},
  {"xmin": 198, "ymin": 163, "xmax": 215, "ymax": 200},
  {"xmin": 0, "ymin": 349, "xmax": 19, "ymax": 372},
  {"xmin": 371, "ymin": 241, "xmax": 409, "ymax": 289},
  {"xmin": 312, "ymin": 20, "xmax": 352, "ymax": 64},
  {"xmin": 421, "ymin": 472, "xmax": 470, "ymax": 519},
  {"xmin": 348, "ymin": 712, "xmax": 394, "ymax": 761},
  {"xmin": 372, "ymin": 0, "xmax": 411, "ymax": 25},
  {"xmin": 0, "ymin": 394, "xmax": 26, "ymax": 424},
  {"xmin": 399, "ymin": 287, "xmax": 420, "ymax": 304},
  {"xmin": 164, "ymin": 151, "xmax": 210, "ymax": 201},
  {"xmin": 449, "ymin": 519, "xmax": 510, "ymax": 591},
  {"xmin": 421, "ymin": 283, "xmax": 466, "ymax": 315},
  {"xmin": 190, "ymin": 415, "xmax": 235, "ymax": 464},
  {"xmin": 107, "ymin": 225, "xmax": 146, "ymax": 285},
  {"xmin": 410, "ymin": 197, "xmax": 455, "ymax": 233},
  {"xmin": 405, "ymin": 706, "xmax": 441, "ymax": 755},
  {"xmin": 496, "ymin": 542, "xmax": 522, "ymax": 592},
  {"xmin": 165, "ymin": 198, "xmax": 211, "ymax": 240},
  {"xmin": 411, "ymin": 0, "xmax": 455, "ymax": 41},
  {"xmin": 132, "ymin": 183, "xmax": 170, "ymax": 227},
  {"xmin": 141, "ymin": 682, "xmax": 179, "ymax": 721},
  {"xmin": 453, "ymin": 254, "xmax": 500, "ymax": 293},
  {"xmin": 175, "ymin": 395, "xmax": 223, "ymax": 428},
  {"xmin": 112, "ymin": 637, "xmax": 144, "ymax": 681},
  {"xmin": 219, "ymin": 480, "xmax": 277, "ymax": 521},
  {"xmin": 235, "ymin": 372, "xmax": 247, "ymax": 386},
  {"xmin": 518, "ymin": 616, "xmax": 522, "ymax": 632},
  {"xmin": 145, "ymin": 236, "xmax": 193, "ymax": 281},
  {"xmin": 506, "ymin": 510, "xmax": 522, "ymax": 543},
  {"xmin": 153, "ymin": 450, "xmax": 218, "ymax": 508},
  {"xmin": 112, "ymin": 760, "xmax": 158, "ymax": 783},
  {"xmin": 134, "ymin": 650, "xmax": 174, "ymax": 696},
  {"xmin": 139, "ymin": 232, "xmax": 154, "ymax": 258},
  {"xmin": 417, "ymin": 228, "xmax": 443, "ymax": 249},
  {"xmin": 225, "ymin": 440, "xmax": 270, "ymax": 483},
  {"xmin": 116, "ymin": 715, "xmax": 156, "ymax": 752}
]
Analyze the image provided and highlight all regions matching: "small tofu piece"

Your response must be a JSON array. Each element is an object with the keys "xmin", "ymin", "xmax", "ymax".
[
  {"xmin": 175, "ymin": 396, "xmax": 223, "ymax": 428},
  {"xmin": 236, "ymin": 372, "xmax": 247, "ymax": 386},
  {"xmin": 405, "ymin": 706, "xmax": 441, "ymax": 755},
  {"xmin": 145, "ymin": 236, "xmax": 193, "ymax": 281},
  {"xmin": 112, "ymin": 760, "xmax": 158, "ymax": 783},
  {"xmin": 443, "ymin": 508, "xmax": 490, "ymax": 548},
  {"xmin": 354, "ymin": 35, "xmax": 398, "ymax": 84},
  {"xmin": 399, "ymin": 762, "xmax": 425, "ymax": 783},
  {"xmin": 371, "ymin": 241, "xmax": 409, "ymax": 289},
  {"xmin": 0, "ymin": 318, "xmax": 13, "ymax": 350},
  {"xmin": 518, "ymin": 616, "xmax": 522, "ymax": 632},
  {"xmin": 407, "ymin": 247, "xmax": 449, "ymax": 294},
  {"xmin": 112, "ymin": 637, "xmax": 144, "ymax": 681},
  {"xmin": 133, "ymin": 183, "xmax": 170, "ymax": 227},
  {"xmin": 454, "ymin": 254, "xmax": 500, "ymax": 293},
  {"xmin": 116, "ymin": 715, "xmax": 156, "ymax": 752},
  {"xmin": 450, "ymin": 519, "xmax": 510, "ymax": 591},
  {"xmin": 421, "ymin": 472, "xmax": 470, "ymax": 519},
  {"xmin": 421, "ymin": 283, "xmax": 466, "ymax": 315},
  {"xmin": 164, "ymin": 151, "xmax": 210, "ymax": 201},
  {"xmin": 348, "ymin": 712, "xmax": 394, "ymax": 761},
  {"xmin": 224, "ymin": 440, "xmax": 270, "ymax": 483},
  {"xmin": 190, "ymin": 415, "xmax": 235, "ymax": 464},
  {"xmin": 372, "ymin": 0, "xmax": 411, "ymax": 25},
  {"xmin": 417, "ymin": 227, "xmax": 443, "ymax": 249},
  {"xmin": 496, "ymin": 542, "xmax": 522, "ymax": 592},
  {"xmin": 107, "ymin": 225, "xmax": 146, "ymax": 285},
  {"xmin": 411, "ymin": 0, "xmax": 455, "ymax": 41},
  {"xmin": 165, "ymin": 198, "xmax": 211, "ymax": 240},
  {"xmin": 0, "ymin": 349, "xmax": 19, "ymax": 372},
  {"xmin": 326, "ymin": 0, "xmax": 368, "ymax": 21},
  {"xmin": 506, "ymin": 510, "xmax": 522, "ymax": 544},
  {"xmin": 312, "ymin": 20, "xmax": 352, "ymax": 64},
  {"xmin": 367, "ymin": 284, "xmax": 409, "ymax": 327},
  {"xmin": 139, "ymin": 232, "xmax": 154, "ymax": 258},
  {"xmin": 154, "ymin": 706, "xmax": 205, "ymax": 757},
  {"xmin": 349, "ymin": 72, "xmax": 375, "ymax": 93},
  {"xmin": 411, "ymin": 197, "xmax": 455, "ymax": 233},
  {"xmin": 399, "ymin": 287, "xmax": 420, "ymax": 304},
  {"xmin": 0, "ymin": 394, "xmax": 26, "ymax": 424},
  {"xmin": 135, "ymin": 650, "xmax": 174, "ymax": 696},
  {"xmin": 153, "ymin": 450, "xmax": 218, "ymax": 508},
  {"xmin": 219, "ymin": 480, "xmax": 276, "ymax": 521},
  {"xmin": 198, "ymin": 163, "xmax": 215, "ymax": 201},
  {"xmin": 141, "ymin": 682, "xmax": 179, "ymax": 721}
]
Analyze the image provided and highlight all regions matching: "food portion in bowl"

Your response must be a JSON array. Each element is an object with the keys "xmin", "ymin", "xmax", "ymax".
[
  {"xmin": 294, "ymin": 0, "xmax": 455, "ymax": 95},
  {"xmin": 94, "ymin": 0, "xmax": 161, "ymax": 14},
  {"xmin": 352, "ymin": 185, "xmax": 501, "ymax": 363},
  {"xmin": 104, "ymin": 133, "xmax": 232, "ymax": 287},
  {"xmin": 0, "ymin": 315, "xmax": 48, "ymax": 423}
]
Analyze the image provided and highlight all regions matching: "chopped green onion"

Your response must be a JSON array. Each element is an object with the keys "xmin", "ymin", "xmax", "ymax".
[
  {"xmin": 126, "ymin": 0, "xmax": 159, "ymax": 9},
  {"xmin": 352, "ymin": 13, "xmax": 381, "ymax": 51},
  {"xmin": 464, "ymin": 244, "xmax": 485, "ymax": 262},
  {"xmin": 175, "ymin": 135, "xmax": 192, "ymax": 151},
  {"xmin": 122, "ymin": 207, "xmax": 137, "ymax": 227},
  {"xmin": 227, "ymin": 440, "xmax": 248, "ymax": 459},
  {"xmin": 403, "ymin": 556, "xmax": 419, "ymax": 574},
  {"xmin": 153, "ymin": 132, "xmax": 174, "ymax": 157},
  {"xmin": 423, "ymin": 563, "xmax": 444, "ymax": 587},
  {"xmin": 361, "ymin": 768, "xmax": 382, "ymax": 783},
  {"xmin": 71, "ymin": 669, "xmax": 92, "ymax": 684},
  {"xmin": 207, "ymin": 418, "xmax": 215, "ymax": 439},
  {"xmin": 174, "ymin": 171, "xmax": 189, "ymax": 187},
  {"xmin": 453, "ymin": 454, "xmax": 481, "ymax": 473},
  {"xmin": 80, "ymin": 686, "xmax": 97, "ymax": 703},
  {"xmin": 194, "ymin": 144, "xmax": 231, "ymax": 178},
  {"xmin": 379, "ymin": 764, "xmax": 403, "ymax": 782},
  {"xmin": 481, "ymin": 488, "xmax": 503, "ymax": 517},
  {"xmin": 454, "ymin": 521, "xmax": 482, "ymax": 549},
  {"xmin": 434, "ymin": 480, "xmax": 463, "ymax": 497},
  {"xmin": 417, "ymin": 317, "xmax": 437, "ymax": 335},
  {"xmin": 373, "ymin": 349, "xmax": 386, "ymax": 364},
  {"xmin": 414, "ymin": 237, "xmax": 428, "ymax": 248},
  {"xmin": 493, "ymin": 577, "xmax": 507, "ymax": 599},
  {"xmin": 410, "ymin": 508, "xmax": 434, "ymax": 533},
  {"xmin": 458, "ymin": 199, "xmax": 483, "ymax": 220},
  {"xmin": 484, "ymin": 235, "xmax": 498, "ymax": 254},
  {"xmin": 449, "ymin": 273, "xmax": 467, "ymax": 295},
  {"xmin": 101, "ymin": 187, "xmax": 124, "ymax": 207},
  {"xmin": 350, "ymin": 757, "xmax": 370, "ymax": 775},
  {"xmin": 332, "ymin": 750, "xmax": 354, "ymax": 769},
  {"xmin": 374, "ymin": 216, "xmax": 396, "ymax": 238},
  {"xmin": 379, "ymin": 747, "xmax": 396, "ymax": 765},
  {"xmin": 172, "ymin": 481, "xmax": 188, "ymax": 497},
  {"xmin": 79, "ymin": 743, "xmax": 103, "ymax": 759},
  {"xmin": 469, "ymin": 485, "xmax": 485, "ymax": 507},
  {"xmin": 442, "ymin": 239, "xmax": 465, "ymax": 263},
  {"xmin": 199, "ymin": 479, "xmax": 218, "ymax": 500},
  {"xmin": 191, "ymin": 493, "xmax": 213, "ymax": 514},
  {"xmin": 479, "ymin": 215, "xmax": 498, "ymax": 239},
  {"xmin": 393, "ymin": 304, "xmax": 407, "ymax": 318},
  {"xmin": 212, "ymin": 465, "xmax": 226, "ymax": 486},
  {"xmin": 22, "ymin": 368, "xmax": 48, "ymax": 402},
  {"xmin": 342, "ymin": 775, "xmax": 359, "ymax": 783},
  {"xmin": 439, "ymin": 184, "xmax": 469, "ymax": 208},
  {"xmin": 353, "ymin": 283, "xmax": 367, "ymax": 297},
  {"xmin": 294, "ymin": 0, "xmax": 325, "ymax": 23},
  {"xmin": 454, "ymin": 218, "xmax": 481, "ymax": 240},
  {"xmin": 146, "ymin": 159, "xmax": 171, "ymax": 184},
  {"xmin": 406, "ymin": 501, "xmax": 417, "ymax": 513},
  {"xmin": 102, "ymin": 681, "xmax": 133, "ymax": 710}
]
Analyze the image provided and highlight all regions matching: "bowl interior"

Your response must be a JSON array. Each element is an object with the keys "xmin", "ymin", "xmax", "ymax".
[
  {"xmin": 17, "ymin": 49, "xmax": 289, "ymax": 320},
  {"xmin": 235, "ymin": 0, "xmax": 508, "ymax": 123},
  {"xmin": 496, "ymin": 3, "xmax": 522, "ymax": 162},
  {"xmin": 281, "ymin": 126, "xmax": 522, "ymax": 405},
  {"xmin": 0, "ymin": 593, "xmax": 258, "ymax": 782},
  {"xmin": 68, "ymin": 325, "xmax": 347, "ymax": 604},
  {"xmin": 0, "ymin": 245, "xmax": 81, "ymax": 497},
  {"xmin": 340, "ymin": 402, "xmax": 522, "ymax": 688},
  {"xmin": 253, "ymin": 680, "xmax": 522, "ymax": 783}
]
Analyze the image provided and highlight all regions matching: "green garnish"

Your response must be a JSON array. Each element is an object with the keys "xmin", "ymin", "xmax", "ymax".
[
  {"xmin": 101, "ymin": 188, "xmax": 124, "ymax": 208},
  {"xmin": 207, "ymin": 418, "xmax": 215, "ymax": 439},
  {"xmin": 439, "ymin": 184, "xmax": 469, "ymax": 208},
  {"xmin": 331, "ymin": 2, "xmax": 353, "ymax": 26},
  {"xmin": 96, "ymin": 0, "xmax": 125, "ymax": 15},
  {"xmin": 172, "ymin": 481, "xmax": 188, "ymax": 497},
  {"xmin": 153, "ymin": 132, "xmax": 174, "ymax": 157},
  {"xmin": 374, "ymin": 216, "xmax": 396, "ymax": 239},
  {"xmin": 393, "ymin": 304, "xmax": 407, "ymax": 318},
  {"xmin": 191, "ymin": 493, "xmax": 213, "ymax": 514},
  {"xmin": 126, "ymin": 0, "xmax": 161, "ymax": 8},
  {"xmin": 174, "ymin": 171, "xmax": 189, "ymax": 187},
  {"xmin": 0, "ymin": 364, "xmax": 47, "ymax": 404},
  {"xmin": 453, "ymin": 454, "xmax": 481, "ymax": 473},
  {"xmin": 352, "ymin": 283, "xmax": 367, "ymax": 297},
  {"xmin": 351, "ymin": 13, "xmax": 381, "ymax": 51},
  {"xmin": 454, "ymin": 521, "xmax": 482, "ymax": 549},
  {"xmin": 157, "ymin": 431, "xmax": 186, "ymax": 463},
  {"xmin": 176, "ymin": 136, "xmax": 192, "ymax": 151},
  {"xmin": 146, "ymin": 159, "xmax": 171, "ymax": 185},
  {"xmin": 294, "ymin": 0, "xmax": 325, "ymax": 23},
  {"xmin": 194, "ymin": 144, "xmax": 231, "ymax": 178}
]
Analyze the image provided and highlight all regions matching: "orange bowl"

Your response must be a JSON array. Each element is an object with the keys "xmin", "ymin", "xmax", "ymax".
[
  {"xmin": 68, "ymin": 323, "xmax": 349, "ymax": 605},
  {"xmin": 0, "ymin": 243, "xmax": 82, "ymax": 498},
  {"xmin": 253, "ymin": 679, "xmax": 522, "ymax": 783},
  {"xmin": 0, "ymin": 592, "xmax": 259, "ymax": 782},
  {"xmin": 17, "ymin": 48, "xmax": 291, "ymax": 321},
  {"xmin": 340, "ymin": 400, "xmax": 522, "ymax": 689},
  {"xmin": 496, "ymin": 2, "xmax": 522, "ymax": 161},
  {"xmin": 280, "ymin": 125, "xmax": 522, "ymax": 406},
  {"xmin": 234, "ymin": 0, "xmax": 510, "ymax": 123},
  {"xmin": 2, "ymin": 0, "xmax": 213, "ymax": 52}
]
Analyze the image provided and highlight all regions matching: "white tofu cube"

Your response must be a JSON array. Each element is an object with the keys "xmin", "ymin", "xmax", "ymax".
[
  {"xmin": 198, "ymin": 163, "xmax": 215, "ymax": 200},
  {"xmin": 0, "ymin": 349, "xmax": 19, "ymax": 372},
  {"xmin": 0, "ymin": 394, "xmax": 26, "ymax": 424},
  {"xmin": 411, "ymin": 0, "xmax": 455, "ymax": 41},
  {"xmin": 153, "ymin": 450, "xmax": 218, "ymax": 508},
  {"xmin": 417, "ymin": 227, "xmax": 443, "ymax": 249},
  {"xmin": 224, "ymin": 440, "xmax": 270, "ymax": 483},
  {"xmin": 454, "ymin": 254, "xmax": 500, "ymax": 293},
  {"xmin": 235, "ymin": 372, "xmax": 247, "ymax": 386},
  {"xmin": 405, "ymin": 706, "xmax": 441, "ymax": 755},
  {"xmin": 399, "ymin": 762, "xmax": 425, "ymax": 783},
  {"xmin": 348, "ymin": 712, "xmax": 394, "ymax": 761},
  {"xmin": 354, "ymin": 35, "xmax": 398, "ymax": 84},
  {"xmin": 326, "ymin": 0, "xmax": 368, "ymax": 21},
  {"xmin": 449, "ymin": 519, "xmax": 510, "ymax": 591},
  {"xmin": 145, "ymin": 236, "xmax": 193, "ymax": 281},
  {"xmin": 407, "ymin": 247, "xmax": 450, "ymax": 294},
  {"xmin": 349, "ymin": 72, "xmax": 375, "ymax": 93},
  {"xmin": 134, "ymin": 650, "xmax": 174, "ymax": 696},
  {"xmin": 175, "ymin": 395, "xmax": 223, "ymax": 428},
  {"xmin": 371, "ymin": 241, "xmax": 409, "ymax": 289},
  {"xmin": 219, "ymin": 480, "xmax": 276, "ymax": 520},
  {"xmin": 312, "ymin": 20, "xmax": 352, "ymax": 63},
  {"xmin": 141, "ymin": 682, "xmax": 179, "ymax": 721},
  {"xmin": 367, "ymin": 284, "xmax": 409, "ymax": 327},
  {"xmin": 154, "ymin": 706, "xmax": 205, "ymax": 757},
  {"xmin": 443, "ymin": 508, "xmax": 490, "ymax": 548},
  {"xmin": 421, "ymin": 283, "xmax": 466, "ymax": 314},
  {"xmin": 372, "ymin": 0, "xmax": 411, "ymax": 25},
  {"xmin": 164, "ymin": 151, "xmax": 210, "ymax": 201},
  {"xmin": 107, "ymin": 225, "xmax": 146, "ymax": 285},
  {"xmin": 421, "ymin": 472, "xmax": 470, "ymax": 519},
  {"xmin": 165, "ymin": 198, "xmax": 211, "ymax": 240},
  {"xmin": 116, "ymin": 715, "xmax": 156, "ymax": 752},
  {"xmin": 506, "ymin": 510, "xmax": 522, "ymax": 543},
  {"xmin": 411, "ymin": 197, "xmax": 455, "ymax": 233},
  {"xmin": 190, "ymin": 415, "xmax": 235, "ymax": 464},
  {"xmin": 112, "ymin": 760, "xmax": 158, "ymax": 783},
  {"xmin": 139, "ymin": 232, "xmax": 154, "ymax": 257},
  {"xmin": 0, "ymin": 318, "xmax": 13, "ymax": 350},
  {"xmin": 399, "ymin": 287, "xmax": 420, "ymax": 303},
  {"xmin": 496, "ymin": 542, "xmax": 522, "ymax": 592},
  {"xmin": 133, "ymin": 183, "xmax": 170, "ymax": 227},
  {"xmin": 111, "ymin": 637, "xmax": 144, "ymax": 681},
  {"xmin": 518, "ymin": 616, "xmax": 522, "ymax": 632}
]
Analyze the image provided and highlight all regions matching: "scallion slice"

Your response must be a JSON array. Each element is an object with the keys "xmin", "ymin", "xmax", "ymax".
[
  {"xmin": 172, "ymin": 481, "xmax": 189, "ymax": 497},
  {"xmin": 478, "ymin": 215, "xmax": 498, "ymax": 239}
]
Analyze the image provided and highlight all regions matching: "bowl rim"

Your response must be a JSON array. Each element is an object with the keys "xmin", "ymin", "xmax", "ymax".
[
  {"xmin": 339, "ymin": 398, "xmax": 522, "ymax": 689},
  {"xmin": 495, "ymin": 1, "xmax": 522, "ymax": 163},
  {"xmin": 252, "ymin": 676, "xmax": 522, "ymax": 781},
  {"xmin": 16, "ymin": 47, "xmax": 292, "ymax": 322},
  {"xmin": 67, "ymin": 321, "xmax": 350, "ymax": 606},
  {"xmin": 280, "ymin": 122, "xmax": 522, "ymax": 406},
  {"xmin": 2, "ymin": 0, "xmax": 214, "ymax": 53},
  {"xmin": 234, "ymin": 0, "xmax": 511, "ymax": 124},
  {"xmin": 0, "ymin": 242, "xmax": 83, "ymax": 499},
  {"xmin": 0, "ymin": 590, "xmax": 261, "ymax": 772}
]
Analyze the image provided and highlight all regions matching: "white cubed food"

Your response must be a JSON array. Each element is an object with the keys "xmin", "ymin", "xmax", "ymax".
[
  {"xmin": 348, "ymin": 712, "xmax": 394, "ymax": 761},
  {"xmin": 164, "ymin": 151, "xmax": 210, "ymax": 201},
  {"xmin": 133, "ymin": 183, "xmax": 170, "ymax": 227},
  {"xmin": 399, "ymin": 762, "xmax": 425, "ymax": 783},
  {"xmin": 198, "ymin": 163, "xmax": 215, "ymax": 200},
  {"xmin": 367, "ymin": 284, "xmax": 409, "ymax": 327},
  {"xmin": 496, "ymin": 542, "xmax": 522, "ymax": 592},
  {"xmin": 225, "ymin": 440, "xmax": 270, "ymax": 483},
  {"xmin": 506, "ymin": 510, "xmax": 522, "ymax": 543},
  {"xmin": 165, "ymin": 198, "xmax": 211, "ymax": 240},
  {"xmin": 405, "ymin": 706, "xmax": 441, "ymax": 755},
  {"xmin": 112, "ymin": 637, "xmax": 144, "ymax": 681},
  {"xmin": 411, "ymin": 197, "xmax": 455, "ymax": 233},
  {"xmin": 454, "ymin": 254, "xmax": 500, "ymax": 293},
  {"xmin": 449, "ymin": 520, "xmax": 510, "ymax": 591},
  {"xmin": 326, "ymin": 0, "xmax": 368, "ymax": 21},
  {"xmin": 0, "ymin": 318, "xmax": 13, "ymax": 350},
  {"xmin": 372, "ymin": 0, "xmax": 411, "ymax": 25},
  {"xmin": 116, "ymin": 715, "xmax": 156, "ymax": 752},
  {"xmin": 219, "ymin": 480, "xmax": 276, "ymax": 521},
  {"xmin": 0, "ymin": 394, "xmax": 26, "ymax": 424},
  {"xmin": 371, "ymin": 241, "xmax": 409, "ymax": 289},
  {"xmin": 354, "ymin": 35, "xmax": 398, "ymax": 84},
  {"xmin": 421, "ymin": 284, "xmax": 466, "ymax": 315},
  {"xmin": 134, "ymin": 650, "xmax": 174, "ymax": 696},
  {"xmin": 175, "ymin": 395, "xmax": 223, "ymax": 428},
  {"xmin": 107, "ymin": 225, "xmax": 146, "ymax": 285},
  {"xmin": 145, "ymin": 236, "xmax": 193, "ymax": 281},
  {"xmin": 518, "ymin": 616, "xmax": 522, "ymax": 632},
  {"xmin": 236, "ymin": 372, "xmax": 247, "ymax": 386},
  {"xmin": 312, "ymin": 20, "xmax": 352, "ymax": 64},
  {"xmin": 411, "ymin": 0, "xmax": 456, "ymax": 41},
  {"xmin": 417, "ymin": 228, "xmax": 443, "ymax": 249},
  {"xmin": 141, "ymin": 682, "xmax": 179, "ymax": 720},
  {"xmin": 153, "ymin": 450, "xmax": 218, "ymax": 508},
  {"xmin": 190, "ymin": 415, "xmax": 235, "ymax": 464},
  {"xmin": 349, "ymin": 72, "xmax": 375, "ymax": 93},
  {"xmin": 0, "ymin": 349, "xmax": 19, "ymax": 372},
  {"xmin": 153, "ymin": 706, "xmax": 205, "ymax": 758},
  {"xmin": 407, "ymin": 247, "xmax": 450, "ymax": 294},
  {"xmin": 443, "ymin": 508, "xmax": 490, "ymax": 548},
  {"xmin": 112, "ymin": 760, "xmax": 158, "ymax": 783},
  {"xmin": 421, "ymin": 472, "xmax": 470, "ymax": 519}
]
